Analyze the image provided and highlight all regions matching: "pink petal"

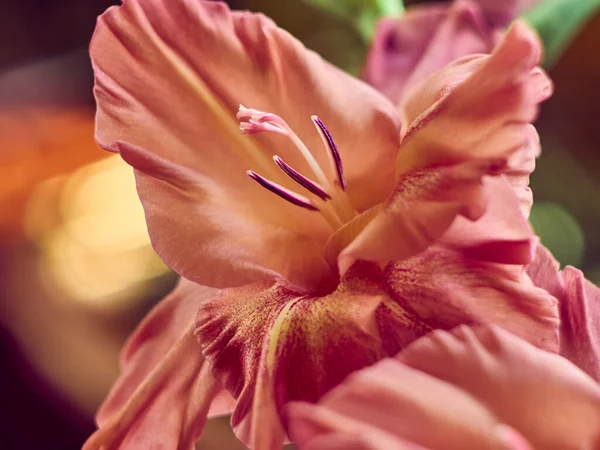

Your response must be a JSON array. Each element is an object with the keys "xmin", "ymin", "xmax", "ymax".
[
  {"xmin": 362, "ymin": 0, "xmax": 496, "ymax": 105},
  {"xmin": 525, "ymin": 243, "xmax": 565, "ymax": 300},
  {"xmin": 336, "ymin": 160, "xmax": 533, "ymax": 271},
  {"xmin": 287, "ymin": 358, "xmax": 514, "ymax": 450},
  {"xmin": 476, "ymin": 0, "xmax": 541, "ymax": 26},
  {"xmin": 195, "ymin": 262, "xmax": 427, "ymax": 450},
  {"xmin": 385, "ymin": 246, "xmax": 559, "ymax": 352},
  {"xmin": 397, "ymin": 21, "xmax": 551, "ymax": 175},
  {"xmin": 440, "ymin": 176, "xmax": 535, "ymax": 264},
  {"xmin": 85, "ymin": 279, "xmax": 230, "ymax": 449},
  {"xmin": 118, "ymin": 142, "xmax": 338, "ymax": 292},
  {"xmin": 499, "ymin": 123, "xmax": 540, "ymax": 218},
  {"xmin": 299, "ymin": 430, "xmax": 427, "ymax": 450},
  {"xmin": 559, "ymin": 267, "xmax": 600, "ymax": 381},
  {"xmin": 526, "ymin": 244, "xmax": 600, "ymax": 380},
  {"xmin": 338, "ymin": 22, "xmax": 551, "ymax": 269},
  {"xmin": 399, "ymin": 325, "xmax": 600, "ymax": 449},
  {"xmin": 91, "ymin": 0, "xmax": 401, "ymax": 219}
]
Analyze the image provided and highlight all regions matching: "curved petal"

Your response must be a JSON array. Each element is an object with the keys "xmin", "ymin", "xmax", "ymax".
[
  {"xmin": 120, "ymin": 142, "xmax": 338, "ymax": 291},
  {"xmin": 335, "ymin": 160, "xmax": 534, "ymax": 272},
  {"xmin": 439, "ymin": 176, "xmax": 535, "ymax": 264},
  {"xmin": 85, "ymin": 279, "xmax": 231, "ymax": 449},
  {"xmin": 503, "ymin": 115, "xmax": 540, "ymax": 218},
  {"xmin": 337, "ymin": 22, "xmax": 551, "ymax": 269},
  {"xmin": 397, "ymin": 22, "xmax": 551, "ymax": 172},
  {"xmin": 362, "ymin": 0, "xmax": 496, "ymax": 105},
  {"xmin": 286, "ymin": 358, "xmax": 516, "ymax": 450},
  {"xmin": 91, "ymin": 0, "xmax": 401, "ymax": 217},
  {"xmin": 525, "ymin": 243, "xmax": 565, "ymax": 299},
  {"xmin": 297, "ymin": 429, "xmax": 428, "ymax": 450},
  {"xmin": 561, "ymin": 267, "xmax": 600, "ymax": 382},
  {"xmin": 385, "ymin": 246, "xmax": 559, "ymax": 352},
  {"xmin": 195, "ymin": 262, "xmax": 427, "ymax": 450},
  {"xmin": 526, "ymin": 244, "xmax": 600, "ymax": 380},
  {"xmin": 399, "ymin": 325, "xmax": 600, "ymax": 449}
]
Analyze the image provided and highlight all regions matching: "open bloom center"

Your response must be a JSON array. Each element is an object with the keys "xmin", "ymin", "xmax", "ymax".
[{"xmin": 237, "ymin": 105, "xmax": 357, "ymax": 229}]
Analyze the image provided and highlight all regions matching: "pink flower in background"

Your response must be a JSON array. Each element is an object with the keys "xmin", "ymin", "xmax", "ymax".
[
  {"xmin": 362, "ymin": 0, "xmax": 540, "ymax": 106},
  {"xmin": 287, "ymin": 325, "xmax": 600, "ymax": 450},
  {"xmin": 85, "ymin": 0, "xmax": 561, "ymax": 447}
]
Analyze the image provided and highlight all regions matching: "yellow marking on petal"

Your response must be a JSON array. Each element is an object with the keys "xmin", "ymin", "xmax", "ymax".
[
  {"xmin": 266, "ymin": 297, "xmax": 304, "ymax": 368},
  {"xmin": 382, "ymin": 297, "xmax": 431, "ymax": 329},
  {"xmin": 129, "ymin": 1, "xmax": 284, "ymax": 184}
]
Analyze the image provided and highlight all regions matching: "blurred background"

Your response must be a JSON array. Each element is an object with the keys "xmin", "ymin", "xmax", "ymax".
[{"xmin": 0, "ymin": 0, "xmax": 598, "ymax": 448}]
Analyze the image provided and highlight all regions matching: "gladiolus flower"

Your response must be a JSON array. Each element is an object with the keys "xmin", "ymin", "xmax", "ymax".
[
  {"xmin": 85, "ymin": 1, "xmax": 561, "ymax": 448},
  {"xmin": 362, "ymin": 0, "xmax": 540, "ymax": 106},
  {"xmin": 287, "ymin": 325, "xmax": 600, "ymax": 450}
]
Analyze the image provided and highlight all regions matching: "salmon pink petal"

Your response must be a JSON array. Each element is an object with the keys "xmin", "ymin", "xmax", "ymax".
[
  {"xmin": 362, "ymin": 0, "xmax": 496, "ymax": 105},
  {"xmin": 385, "ymin": 246, "xmax": 559, "ymax": 352},
  {"xmin": 400, "ymin": 326, "xmax": 600, "ymax": 449},
  {"xmin": 91, "ymin": 0, "xmax": 401, "ymax": 219},
  {"xmin": 526, "ymin": 244, "xmax": 600, "ymax": 380},
  {"xmin": 195, "ymin": 263, "xmax": 427, "ymax": 450},
  {"xmin": 118, "ymin": 142, "xmax": 338, "ymax": 291},
  {"xmin": 501, "ymin": 123, "xmax": 540, "ymax": 218},
  {"xmin": 397, "ymin": 22, "xmax": 551, "ymax": 174},
  {"xmin": 440, "ymin": 176, "xmax": 535, "ymax": 264},
  {"xmin": 298, "ymin": 430, "xmax": 428, "ymax": 450},
  {"xmin": 338, "ymin": 22, "xmax": 550, "ymax": 269},
  {"xmin": 334, "ymin": 159, "xmax": 533, "ymax": 271},
  {"xmin": 286, "ymin": 358, "xmax": 515, "ymax": 450},
  {"xmin": 85, "ymin": 279, "xmax": 231, "ymax": 449}
]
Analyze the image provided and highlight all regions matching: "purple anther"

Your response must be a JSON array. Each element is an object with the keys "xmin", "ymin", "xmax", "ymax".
[
  {"xmin": 247, "ymin": 170, "xmax": 319, "ymax": 211},
  {"xmin": 273, "ymin": 156, "xmax": 332, "ymax": 201},
  {"xmin": 311, "ymin": 116, "xmax": 346, "ymax": 190}
]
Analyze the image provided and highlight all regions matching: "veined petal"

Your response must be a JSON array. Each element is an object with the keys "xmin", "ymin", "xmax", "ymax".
[
  {"xmin": 502, "ymin": 123, "xmax": 540, "ymax": 218},
  {"xmin": 336, "ymin": 22, "xmax": 550, "ymax": 269},
  {"xmin": 287, "ymin": 358, "xmax": 513, "ymax": 450},
  {"xmin": 440, "ymin": 176, "xmax": 535, "ymax": 264},
  {"xmin": 85, "ymin": 279, "xmax": 230, "ymax": 449},
  {"xmin": 525, "ymin": 243, "xmax": 565, "ymax": 299},
  {"xmin": 119, "ymin": 142, "xmax": 338, "ymax": 291},
  {"xmin": 397, "ymin": 21, "xmax": 551, "ymax": 175},
  {"xmin": 362, "ymin": 0, "xmax": 496, "ymax": 106},
  {"xmin": 526, "ymin": 244, "xmax": 600, "ymax": 380},
  {"xmin": 562, "ymin": 267, "xmax": 600, "ymax": 382},
  {"xmin": 399, "ymin": 325, "xmax": 600, "ymax": 449},
  {"xmin": 334, "ymin": 159, "xmax": 519, "ymax": 271},
  {"xmin": 91, "ymin": 0, "xmax": 401, "ymax": 219},
  {"xmin": 195, "ymin": 263, "xmax": 426, "ymax": 450},
  {"xmin": 385, "ymin": 246, "xmax": 559, "ymax": 352}
]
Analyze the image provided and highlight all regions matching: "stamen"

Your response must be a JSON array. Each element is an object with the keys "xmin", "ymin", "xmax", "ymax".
[
  {"xmin": 237, "ymin": 105, "xmax": 330, "ymax": 188},
  {"xmin": 237, "ymin": 105, "xmax": 290, "ymax": 135},
  {"xmin": 273, "ymin": 156, "xmax": 332, "ymax": 201},
  {"xmin": 311, "ymin": 116, "xmax": 346, "ymax": 190},
  {"xmin": 247, "ymin": 170, "xmax": 319, "ymax": 211}
]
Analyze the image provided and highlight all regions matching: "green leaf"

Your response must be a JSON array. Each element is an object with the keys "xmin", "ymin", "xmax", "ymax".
[
  {"xmin": 303, "ymin": 0, "xmax": 404, "ymax": 42},
  {"xmin": 522, "ymin": 0, "xmax": 600, "ymax": 68},
  {"xmin": 529, "ymin": 202, "xmax": 585, "ymax": 268}
]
